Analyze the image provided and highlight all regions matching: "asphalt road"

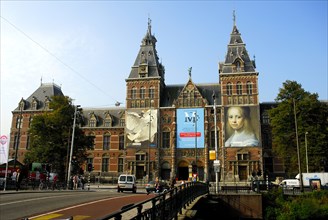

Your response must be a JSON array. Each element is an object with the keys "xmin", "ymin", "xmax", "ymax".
[{"xmin": 0, "ymin": 189, "xmax": 152, "ymax": 220}]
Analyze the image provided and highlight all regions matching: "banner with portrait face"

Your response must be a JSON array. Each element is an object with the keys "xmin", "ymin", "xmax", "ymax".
[
  {"xmin": 177, "ymin": 108, "xmax": 205, "ymax": 149},
  {"xmin": 125, "ymin": 109, "xmax": 157, "ymax": 147},
  {"xmin": 224, "ymin": 106, "xmax": 260, "ymax": 147},
  {"xmin": 0, "ymin": 135, "xmax": 9, "ymax": 164}
]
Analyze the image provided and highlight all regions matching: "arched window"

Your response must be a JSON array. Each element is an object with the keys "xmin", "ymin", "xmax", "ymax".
[
  {"xmin": 140, "ymin": 87, "xmax": 145, "ymax": 99},
  {"xmin": 162, "ymin": 128, "xmax": 170, "ymax": 149},
  {"xmin": 119, "ymin": 133, "xmax": 124, "ymax": 150},
  {"xmin": 247, "ymin": 81, "xmax": 253, "ymax": 95},
  {"xmin": 226, "ymin": 83, "xmax": 232, "ymax": 95},
  {"xmin": 103, "ymin": 133, "xmax": 111, "ymax": 150},
  {"xmin": 149, "ymin": 86, "xmax": 155, "ymax": 99},
  {"xmin": 131, "ymin": 87, "xmax": 137, "ymax": 99},
  {"xmin": 102, "ymin": 154, "xmax": 109, "ymax": 172},
  {"xmin": 237, "ymin": 82, "xmax": 242, "ymax": 95}
]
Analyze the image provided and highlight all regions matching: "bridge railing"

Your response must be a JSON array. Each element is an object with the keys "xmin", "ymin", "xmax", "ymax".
[{"xmin": 98, "ymin": 181, "xmax": 209, "ymax": 220}]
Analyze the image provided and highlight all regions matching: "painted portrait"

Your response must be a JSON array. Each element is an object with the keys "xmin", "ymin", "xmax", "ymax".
[{"xmin": 224, "ymin": 106, "xmax": 260, "ymax": 147}]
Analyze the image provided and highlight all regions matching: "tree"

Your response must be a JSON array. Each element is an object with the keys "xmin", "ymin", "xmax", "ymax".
[
  {"xmin": 269, "ymin": 80, "xmax": 328, "ymax": 176},
  {"xmin": 24, "ymin": 96, "xmax": 94, "ymax": 181}
]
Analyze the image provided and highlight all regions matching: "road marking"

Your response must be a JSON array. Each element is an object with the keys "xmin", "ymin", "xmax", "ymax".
[{"xmin": 33, "ymin": 214, "xmax": 64, "ymax": 220}]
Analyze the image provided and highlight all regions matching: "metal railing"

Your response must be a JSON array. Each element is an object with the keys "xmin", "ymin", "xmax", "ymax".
[{"xmin": 98, "ymin": 181, "xmax": 209, "ymax": 220}]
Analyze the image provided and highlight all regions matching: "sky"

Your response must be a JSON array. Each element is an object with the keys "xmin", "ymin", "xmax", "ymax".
[{"xmin": 1, "ymin": 1, "xmax": 327, "ymax": 137}]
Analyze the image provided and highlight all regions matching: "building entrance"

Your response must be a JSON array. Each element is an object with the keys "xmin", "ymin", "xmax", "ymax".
[
  {"xmin": 238, "ymin": 166, "xmax": 247, "ymax": 181},
  {"xmin": 177, "ymin": 167, "xmax": 189, "ymax": 180},
  {"xmin": 136, "ymin": 165, "xmax": 144, "ymax": 179}
]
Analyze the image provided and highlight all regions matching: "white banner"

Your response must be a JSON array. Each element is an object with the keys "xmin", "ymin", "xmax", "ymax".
[{"xmin": 0, "ymin": 135, "xmax": 9, "ymax": 164}]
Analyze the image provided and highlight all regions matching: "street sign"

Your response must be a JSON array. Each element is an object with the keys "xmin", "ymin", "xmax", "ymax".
[{"xmin": 214, "ymin": 160, "xmax": 221, "ymax": 173}]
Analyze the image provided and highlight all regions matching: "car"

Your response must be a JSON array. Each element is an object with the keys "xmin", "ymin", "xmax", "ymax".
[
  {"xmin": 251, "ymin": 180, "xmax": 278, "ymax": 192},
  {"xmin": 145, "ymin": 180, "xmax": 169, "ymax": 194},
  {"xmin": 117, "ymin": 174, "xmax": 137, "ymax": 193}
]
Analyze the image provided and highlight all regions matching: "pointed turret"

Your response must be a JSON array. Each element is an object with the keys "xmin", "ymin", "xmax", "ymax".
[
  {"xmin": 220, "ymin": 11, "xmax": 256, "ymax": 74},
  {"xmin": 127, "ymin": 18, "xmax": 165, "ymax": 80}
]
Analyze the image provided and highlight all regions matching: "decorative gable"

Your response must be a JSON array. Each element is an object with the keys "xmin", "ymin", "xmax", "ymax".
[{"xmin": 173, "ymin": 79, "xmax": 207, "ymax": 108}]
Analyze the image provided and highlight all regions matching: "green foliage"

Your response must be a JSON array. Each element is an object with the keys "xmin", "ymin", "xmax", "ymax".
[
  {"xmin": 24, "ymin": 96, "xmax": 94, "ymax": 181},
  {"xmin": 263, "ymin": 190, "xmax": 328, "ymax": 220},
  {"xmin": 269, "ymin": 80, "xmax": 328, "ymax": 175}
]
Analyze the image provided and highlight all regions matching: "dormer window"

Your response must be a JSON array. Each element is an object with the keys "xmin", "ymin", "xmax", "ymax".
[
  {"xmin": 89, "ymin": 113, "xmax": 97, "ymax": 127},
  {"xmin": 19, "ymin": 100, "xmax": 25, "ymax": 111},
  {"xmin": 44, "ymin": 96, "xmax": 50, "ymax": 110},
  {"xmin": 104, "ymin": 112, "xmax": 112, "ymax": 127},
  {"xmin": 32, "ymin": 97, "xmax": 38, "ymax": 110}
]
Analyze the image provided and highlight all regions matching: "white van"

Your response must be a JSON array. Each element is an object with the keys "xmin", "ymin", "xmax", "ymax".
[
  {"xmin": 117, "ymin": 174, "xmax": 137, "ymax": 193},
  {"xmin": 279, "ymin": 179, "xmax": 300, "ymax": 189}
]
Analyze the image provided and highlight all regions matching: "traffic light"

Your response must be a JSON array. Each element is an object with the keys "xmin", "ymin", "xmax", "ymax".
[{"xmin": 87, "ymin": 163, "xmax": 93, "ymax": 172}]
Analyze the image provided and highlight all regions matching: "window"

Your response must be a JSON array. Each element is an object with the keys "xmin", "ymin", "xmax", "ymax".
[
  {"xmin": 118, "ymin": 157, "xmax": 124, "ymax": 172},
  {"xmin": 89, "ymin": 119, "xmax": 96, "ymax": 127},
  {"xmin": 236, "ymin": 61, "xmax": 241, "ymax": 72},
  {"xmin": 140, "ymin": 87, "xmax": 145, "ymax": 99},
  {"xmin": 13, "ymin": 133, "xmax": 19, "ymax": 149},
  {"xmin": 131, "ymin": 87, "xmax": 137, "ymax": 99},
  {"xmin": 26, "ymin": 135, "xmax": 30, "ymax": 150},
  {"xmin": 149, "ymin": 86, "xmax": 155, "ymax": 99},
  {"xmin": 227, "ymin": 83, "xmax": 232, "ymax": 95},
  {"xmin": 247, "ymin": 81, "xmax": 253, "ymax": 95},
  {"xmin": 103, "ymin": 134, "xmax": 110, "ymax": 150},
  {"xmin": 136, "ymin": 153, "xmax": 146, "ymax": 161},
  {"xmin": 237, "ymin": 82, "xmax": 242, "ymax": 95},
  {"xmin": 119, "ymin": 133, "xmax": 124, "ymax": 150},
  {"xmin": 16, "ymin": 116, "xmax": 23, "ymax": 129},
  {"xmin": 102, "ymin": 157, "xmax": 109, "ymax": 172},
  {"xmin": 262, "ymin": 111, "xmax": 270, "ymax": 124},
  {"xmin": 162, "ymin": 129, "xmax": 170, "ymax": 148},
  {"xmin": 120, "ymin": 118, "xmax": 125, "ymax": 127},
  {"xmin": 237, "ymin": 153, "xmax": 249, "ymax": 161}
]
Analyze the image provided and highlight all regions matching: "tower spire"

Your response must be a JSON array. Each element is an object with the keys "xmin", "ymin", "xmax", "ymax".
[
  {"xmin": 148, "ymin": 17, "xmax": 152, "ymax": 36},
  {"xmin": 233, "ymin": 10, "xmax": 236, "ymax": 26}
]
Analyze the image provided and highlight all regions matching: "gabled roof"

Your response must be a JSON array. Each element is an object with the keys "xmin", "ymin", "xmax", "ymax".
[{"xmin": 13, "ymin": 83, "xmax": 64, "ymax": 111}]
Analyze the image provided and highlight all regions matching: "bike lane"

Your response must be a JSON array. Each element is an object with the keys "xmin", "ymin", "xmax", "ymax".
[{"xmin": 29, "ymin": 194, "xmax": 155, "ymax": 220}]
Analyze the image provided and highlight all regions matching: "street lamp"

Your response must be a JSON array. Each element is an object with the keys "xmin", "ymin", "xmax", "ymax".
[
  {"xmin": 305, "ymin": 132, "xmax": 309, "ymax": 173},
  {"xmin": 293, "ymin": 98, "xmax": 303, "ymax": 192},
  {"xmin": 194, "ymin": 111, "xmax": 198, "ymax": 178},
  {"xmin": 212, "ymin": 93, "xmax": 219, "ymax": 193},
  {"xmin": 67, "ymin": 104, "xmax": 80, "ymax": 189},
  {"xmin": 13, "ymin": 107, "xmax": 23, "ymax": 169},
  {"xmin": 148, "ymin": 100, "xmax": 154, "ymax": 182}
]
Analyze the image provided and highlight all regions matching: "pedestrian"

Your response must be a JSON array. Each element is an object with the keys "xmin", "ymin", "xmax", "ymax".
[
  {"xmin": 15, "ymin": 169, "xmax": 23, "ymax": 191},
  {"xmin": 73, "ymin": 175, "xmax": 79, "ymax": 190},
  {"xmin": 170, "ymin": 177, "xmax": 176, "ymax": 189},
  {"xmin": 52, "ymin": 174, "xmax": 58, "ymax": 190}
]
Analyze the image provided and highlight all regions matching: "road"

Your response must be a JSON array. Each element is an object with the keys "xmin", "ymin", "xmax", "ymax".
[{"xmin": 0, "ymin": 189, "xmax": 153, "ymax": 220}]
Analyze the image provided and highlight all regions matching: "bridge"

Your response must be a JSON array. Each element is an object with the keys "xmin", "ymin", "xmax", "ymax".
[{"xmin": 97, "ymin": 182, "xmax": 265, "ymax": 220}]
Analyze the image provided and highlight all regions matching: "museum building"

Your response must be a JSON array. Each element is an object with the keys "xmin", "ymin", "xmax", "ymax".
[{"xmin": 9, "ymin": 18, "xmax": 282, "ymax": 183}]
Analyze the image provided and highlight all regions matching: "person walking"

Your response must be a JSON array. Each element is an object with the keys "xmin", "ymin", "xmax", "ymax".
[{"xmin": 15, "ymin": 169, "xmax": 23, "ymax": 191}]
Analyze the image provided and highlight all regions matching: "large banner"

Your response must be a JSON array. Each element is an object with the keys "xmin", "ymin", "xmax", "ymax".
[
  {"xmin": 224, "ymin": 106, "xmax": 260, "ymax": 147},
  {"xmin": 177, "ymin": 108, "xmax": 204, "ymax": 148},
  {"xmin": 125, "ymin": 109, "xmax": 157, "ymax": 147},
  {"xmin": 0, "ymin": 135, "xmax": 9, "ymax": 164}
]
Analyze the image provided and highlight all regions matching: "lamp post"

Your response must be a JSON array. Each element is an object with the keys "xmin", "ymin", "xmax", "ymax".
[
  {"xmin": 148, "ymin": 100, "xmax": 154, "ymax": 182},
  {"xmin": 213, "ymin": 93, "xmax": 219, "ymax": 193},
  {"xmin": 13, "ymin": 107, "xmax": 23, "ymax": 169},
  {"xmin": 67, "ymin": 104, "xmax": 80, "ymax": 189},
  {"xmin": 194, "ymin": 111, "xmax": 198, "ymax": 178},
  {"xmin": 305, "ymin": 132, "xmax": 309, "ymax": 173},
  {"xmin": 293, "ymin": 98, "xmax": 303, "ymax": 192}
]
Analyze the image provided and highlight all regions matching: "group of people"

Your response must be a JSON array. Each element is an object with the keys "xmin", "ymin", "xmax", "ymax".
[{"xmin": 72, "ymin": 174, "xmax": 86, "ymax": 190}]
